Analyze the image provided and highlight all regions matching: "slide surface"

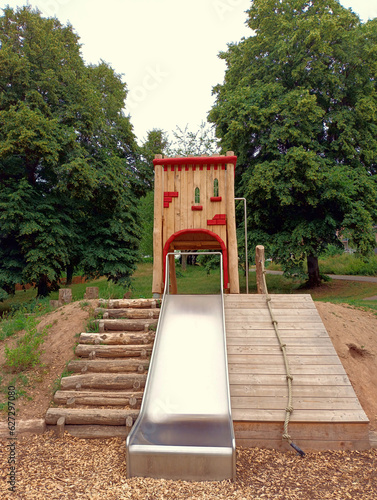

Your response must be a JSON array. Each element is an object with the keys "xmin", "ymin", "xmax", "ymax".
[{"xmin": 126, "ymin": 294, "xmax": 236, "ymax": 481}]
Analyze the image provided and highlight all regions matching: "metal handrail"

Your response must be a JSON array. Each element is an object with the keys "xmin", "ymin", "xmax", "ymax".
[{"xmin": 164, "ymin": 251, "xmax": 224, "ymax": 297}]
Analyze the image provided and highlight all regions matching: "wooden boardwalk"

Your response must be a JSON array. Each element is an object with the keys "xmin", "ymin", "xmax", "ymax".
[{"xmin": 224, "ymin": 294, "xmax": 370, "ymax": 451}]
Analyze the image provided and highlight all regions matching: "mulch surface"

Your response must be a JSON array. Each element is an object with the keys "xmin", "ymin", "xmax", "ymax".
[{"xmin": 1, "ymin": 432, "xmax": 376, "ymax": 499}]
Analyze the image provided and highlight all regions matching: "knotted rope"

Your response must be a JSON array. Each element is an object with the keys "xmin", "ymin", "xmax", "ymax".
[{"xmin": 260, "ymin": 261, "xmax": 305, "ymax": 457}]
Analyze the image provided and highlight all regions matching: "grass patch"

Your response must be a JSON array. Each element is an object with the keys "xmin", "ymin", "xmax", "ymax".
[
  {"xmin": 319, "ymin": 253, "xmax": 377, "ymax": 276},
  {"xmin": 4, "ymin": 318, "xmax": 51, "ymax": 373},
  {"xmin": 0, "ymin": 298, "xmax": 52, "ymax": 341},
  {"xmin": 260, "ymin": 253, "xmax": 377, "ymax": 277},
  {"xmin": 0, "ymin": 373, "xmax": 32, "ymax": 412}
]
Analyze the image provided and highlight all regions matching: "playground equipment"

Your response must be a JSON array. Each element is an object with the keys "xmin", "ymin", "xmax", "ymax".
[
  {"xmin": 44, "ymin": 159, "xmax": 369, "ymax": 453},
  {"xmin": 126, "ymin": 253, "xmax": 236, "ymax": 480},
  {"xmin": 151, "ymin": 153, "xmax": 240, "ymax": 296},
  {"xmin": 125, "ymin": 154, "xmax": 369, "ymax": 481},
  {"xmin": 127, "ymin": 154, "xmax": 240, "ymax": 480}
]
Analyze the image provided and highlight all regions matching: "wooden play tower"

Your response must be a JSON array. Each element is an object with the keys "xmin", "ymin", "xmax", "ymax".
[{"xmin": 152, "ymin": 152, "xmax": 240, "ymax": 296}]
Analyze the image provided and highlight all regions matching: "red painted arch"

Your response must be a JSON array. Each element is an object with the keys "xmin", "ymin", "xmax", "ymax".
[{"xmin": 163, "ymin": 229, "xmax": 229, "ymax": 290}]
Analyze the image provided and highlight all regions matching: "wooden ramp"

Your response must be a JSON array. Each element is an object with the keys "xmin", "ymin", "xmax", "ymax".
[{"xmin": 224, "ymin": 294, "xmax": 370, "ymax": 451}]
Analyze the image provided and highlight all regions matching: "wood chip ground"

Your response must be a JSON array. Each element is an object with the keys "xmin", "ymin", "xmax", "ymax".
[{"xmin": 1, "ymin": 432, "xmax": 376, "ymax": 499}]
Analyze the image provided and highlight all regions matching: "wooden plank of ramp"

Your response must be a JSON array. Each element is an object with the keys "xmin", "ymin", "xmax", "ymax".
[{"xmin": 224, "ymin": 294, "xmax": 370, "ymax": 451}]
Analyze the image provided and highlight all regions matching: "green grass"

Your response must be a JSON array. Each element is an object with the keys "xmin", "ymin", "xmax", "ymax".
[
  {"xmin": 266, "ymin": 252, "xmax": 377, "ymax": 277},
  {"xmin": 318, "ymin": 253, "xmax": 377, "ymax": 276},
  {"xmin": 4, "ymin": 318, "xmax": 51, "ymax": 373}
]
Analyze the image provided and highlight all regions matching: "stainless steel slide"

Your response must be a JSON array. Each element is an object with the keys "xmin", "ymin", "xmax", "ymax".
[{"xmin": 126, "ymin": 292, "xmax": 236, "ymax": 481}]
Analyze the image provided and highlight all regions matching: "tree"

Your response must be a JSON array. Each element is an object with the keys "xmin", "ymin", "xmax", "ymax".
[
  {"xmin": 0, "ymin": 6, "xmax": 140, "ymax": 297},
  {"xmin": 167, "ymin": 121, "xmax": 220, "ymax": 157},
  {"xmin": 209, "ymin": 0, "xmax": 377, "ymax": 285}
]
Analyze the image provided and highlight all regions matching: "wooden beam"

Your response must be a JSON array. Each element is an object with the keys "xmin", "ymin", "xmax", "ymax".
[
  {"xmin": 226, "ymin": 151, "xmax": 240, "ymax": 293},
  {"xmin": 45, "ymin": 408, "xmax": 140, "ymax": 426},
  {"xmin": 94, "ymin": 308, "xmax": 160, "ymax": 319},
  {"xmin": 67, "ymin": 359, "xmax": 149, "ymax": 373},
  {"xmin": 169, "ymin": 253, "xmax": 178, "ymax": 294},
  {"xmin": 152, "ymin": 154, "xmax": 163, "ymax": 295},
  {"xmin": 255, "ymin": 245, "xmax": 267, "ymax": 294},
  {"xmin": 78, "ymin": 332, "xmax": 154, "ymax": 346},
  {"xmin": 75, "ymin": 344, "xmax": 153, "ymax": 358},
  {"xmin": 60, "ymin": 373, "xmax": 147, "ymax": 391}
]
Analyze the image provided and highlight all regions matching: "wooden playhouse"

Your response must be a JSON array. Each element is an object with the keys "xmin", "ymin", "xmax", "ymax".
[{"xmin": 152, "ymin": 152, "xmax": 240, "ymax": 296}]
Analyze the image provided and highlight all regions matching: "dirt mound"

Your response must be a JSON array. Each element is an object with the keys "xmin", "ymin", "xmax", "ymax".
[
  {"xmin": 316, "ymin": 302, "xmax": 377, "ymax": 431},
  {"xmin": 0, "ymin": 300, "xmax": 98, "ymax": 419}
]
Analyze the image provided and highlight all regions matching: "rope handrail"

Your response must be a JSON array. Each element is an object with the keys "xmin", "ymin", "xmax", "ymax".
[{"xmin": 260, "ymin": 260, "xmax": 305, "ymax": 457}]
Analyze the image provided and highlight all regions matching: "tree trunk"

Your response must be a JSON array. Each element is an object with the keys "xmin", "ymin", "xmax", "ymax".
[
  {"xmin": 307, "ymin": 254, "xmax": 321, "ymax": 287},
  {"xmin": 66, "ymin": 263, "xmax": 74, "ymax": 285},
  {"xmin": 181, "ymin": 254, "xmax": 187, "ymax": 272},
  {"xmin": 37, "ymin": 274, "xmax": 49, "ymax": 297}
]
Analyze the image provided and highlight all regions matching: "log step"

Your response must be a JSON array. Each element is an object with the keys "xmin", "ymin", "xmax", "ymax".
[
  {"xmin": 61, "ymin": 425, "xmax": 132, "ymax": 439},
  {"xmin": 79, "ymin": 332, "xmax": 154, "ymax": 346},
  {"xmin": 75, "ymin": 344, "xmax": 153, "ymax": 358},
  {"xmin": 95, "ymin": 308, "xmax": 160, "ymax": 319},
  {"xmin": 68, "ymin": 359, "xmax": 149, "ymax": 373},
  {"xmin": 97, "ymin": 319, "xmax": 158, "ymax": 332},
  {"xmin": 45, "ymin": 408, "xmax": 140, "ymax": 426},
  {"xmin": 54, "ymin": 390, "xmax": 144, "ymax": 407},
  {"xmin": 60, "ymin": 373, "xmax": 147, "ymax": 391},
  {"xmin": 98, "ymin": 298, "xmax": 159, "ymax": 309}
]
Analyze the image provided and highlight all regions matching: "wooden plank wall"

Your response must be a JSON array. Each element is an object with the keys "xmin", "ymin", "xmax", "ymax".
[
  {"xmin": 224, "ymin": 294, "xmax": 370, "ymax": 451},
  {"xmin": 162, "ymin": 164, "xmax": 227, "ymax": 247}
]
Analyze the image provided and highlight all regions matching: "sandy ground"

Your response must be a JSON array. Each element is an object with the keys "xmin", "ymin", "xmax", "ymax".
[{"xmin": 0, "ymin": 298, "xmax": 377, "ymax": 499}]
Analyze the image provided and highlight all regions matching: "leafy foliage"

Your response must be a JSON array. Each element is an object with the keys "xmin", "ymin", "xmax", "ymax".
[
  {"xmin": 209, "ymin": 0, "xmax": 377, "ymax": 285},
  {"xmin": 0, "ymin": 7, "xmax": 141, "ymax": 296},
  {"xmin": 167, "ymin": 121, "xmax": 220, "ymax": 157}
]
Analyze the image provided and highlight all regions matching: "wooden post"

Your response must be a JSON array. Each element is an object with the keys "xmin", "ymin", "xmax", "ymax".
[
  {"xmin": 226, "ymin": 151, "xmax": 240, "ymax": 294},
  {"xmin": 169, "ymin": 254, "xmax": 178, "ymax": 294},
  {"xmin": 152, "ymin": 154, "xmax": 164, "ymax": 297},
  {"xmin": 58, "ymin": 288, "xmax": 72, "ymax": 306},
  {"xmin": 56, "ymin": 416, "xmax": 65, "ymax": 438},
  {"xmin": 256, "ymin": 245, "xmax": 267, "ymax": 294},
  {"xmin": 84, "ymin": 287, "xmax": 99, "ymax": 300}
]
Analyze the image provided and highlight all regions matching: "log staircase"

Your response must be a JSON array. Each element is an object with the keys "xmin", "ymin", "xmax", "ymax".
[{"xmin": 46, "ymin": 299, "xmax": 159, "ymax": 438}]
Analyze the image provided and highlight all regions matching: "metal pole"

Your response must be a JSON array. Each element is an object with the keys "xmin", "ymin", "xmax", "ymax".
[{"xmin": 235, "ymin": 198, "xmax": 248, "ymax": 294}]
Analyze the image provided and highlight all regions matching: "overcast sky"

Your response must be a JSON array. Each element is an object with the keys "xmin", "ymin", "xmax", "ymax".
[{"xmin": 2, "ymin": 0, "xmax": 377, "ymax": 144}]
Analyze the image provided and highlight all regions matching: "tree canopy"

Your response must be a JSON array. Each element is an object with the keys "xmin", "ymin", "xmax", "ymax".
[
  {"xmin": 0, "ymin": 6, "xmax": 141, "ymax": 297},
  {"xmin": 209, "ymin": 0, "xmax": 377, "ymax": 284}
]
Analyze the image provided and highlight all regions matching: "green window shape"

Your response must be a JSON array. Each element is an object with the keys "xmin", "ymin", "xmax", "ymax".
[
  {"xmin": 195, "ymin": 187, "xmax": 200, "ymax": 204},
  {"xmin": 214, "ymin": 178, "xmax": 219, "ymax": 197}
]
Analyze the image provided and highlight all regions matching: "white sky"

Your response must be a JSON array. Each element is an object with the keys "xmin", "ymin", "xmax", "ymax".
[{"xmin": 2, "ymin": 0, "xmax": 377, "ymax": 144}]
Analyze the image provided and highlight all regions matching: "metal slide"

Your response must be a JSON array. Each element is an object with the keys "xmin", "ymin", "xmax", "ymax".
[{"xmin": 126, "ymin": 255, "xmax": 236, "ymax": 481}]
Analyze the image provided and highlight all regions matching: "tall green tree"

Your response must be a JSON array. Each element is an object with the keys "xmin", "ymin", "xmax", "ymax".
[
  {"xmin": 209, "ymin": 0, "xmax": 377, "ymax": 285},
  {"xmin": 0, "ymin": 6, "xmax": 140, "ymax": 297}
]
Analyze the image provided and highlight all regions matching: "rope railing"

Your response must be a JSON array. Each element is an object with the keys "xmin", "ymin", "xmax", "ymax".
[{"xmin": 257, "ymin": 249, "xmax": 305, "ymax": 457}]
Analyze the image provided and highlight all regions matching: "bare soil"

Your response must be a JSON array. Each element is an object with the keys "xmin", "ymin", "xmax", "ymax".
[
  {"xmin": 0, "ymin": 298, "xmax": 376, "ymax": 499},
  {"xmin": 316, "ymin": 302, "xmax": 377, "ymax": 431}
]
